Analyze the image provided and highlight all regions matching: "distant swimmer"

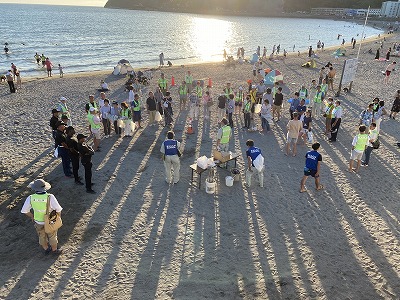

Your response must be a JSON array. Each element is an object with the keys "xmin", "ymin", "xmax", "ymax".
[
  {"xmin": 34, "ymin": 53, "xmax": 40, "ymax": 64},
  {"xmin": 4, "ymin": 46, "xmax": 9, "ymax": 53}
]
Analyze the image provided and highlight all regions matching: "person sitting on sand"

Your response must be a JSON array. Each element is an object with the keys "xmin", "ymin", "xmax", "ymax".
[
  {"xmin": 98, "ymin": 80, "xmax": 109, "ymax": 91},
  {"xmin": 300, "ymin": 142, "xmax": 323, "ymax": 193}
]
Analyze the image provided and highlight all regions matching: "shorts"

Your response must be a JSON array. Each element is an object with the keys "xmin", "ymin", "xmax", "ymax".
[
  {"xmin": 273, "ymin": 104, "xmax": 282, "ymax": 112},
  {"xmin": 304, "ymin": 167, "xmax": 318, "ymax": 177},
  {"xmin": 350, "ymin": 150, "xmax": 363, "ymax": 160},
  {"xmin": 179, "ymin": 95, "xmax": 187, "ymax": 103},
  {"xmin": 386, "ymin": 70, "xmax": 391, "ymax": 76},
  {"xmin": 253, "ymin": 70, "xmax": 256, "ymax": 76},
  {"xmin": 34, "ymin": 223, "xmax": 58, "ymax": 246},
  {"xmin": 133, "ymin": 111, "xmax": 141, "ymax": 121},
  {"xmin": 235, "ymin": 102, "xmax": 242, "ymax": 107},
  {"xmin": 287, "ymin": 134, "xmax": 298, "ymax": 144},
  {"xmin": 91, "ymin": 130, "xmax": 101, "ymax": 139}
]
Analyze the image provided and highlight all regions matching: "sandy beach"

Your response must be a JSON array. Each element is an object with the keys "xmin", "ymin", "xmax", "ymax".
[{"xmin": 0, "ymin": 31, "xmax": 399, "ymax": 300}]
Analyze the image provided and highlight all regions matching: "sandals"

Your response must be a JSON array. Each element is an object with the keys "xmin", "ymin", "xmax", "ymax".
[{"xmin": 316, "ymin": 184, "xmax": 324, "ymax": 191}]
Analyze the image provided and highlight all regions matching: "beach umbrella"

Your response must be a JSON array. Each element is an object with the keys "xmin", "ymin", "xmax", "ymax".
[{"xmin": 264, "ymin": 69, "xmax": 284, "ymax": 84}]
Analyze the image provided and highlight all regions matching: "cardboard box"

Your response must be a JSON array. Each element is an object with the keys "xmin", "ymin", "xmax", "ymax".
[{"xmin": 213, "ymin": 150, "xmax": 231, "ymax": 163}]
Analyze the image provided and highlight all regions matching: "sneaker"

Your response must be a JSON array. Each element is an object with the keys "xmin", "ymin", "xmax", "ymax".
[
  {"xmin": 75, "ymin": 181, "xmax": 84, "ymax": 185},
  {"xmin": 44, "ymin": 246, "xmax": 52, "ymax": 255},
  {"xmin": 86, "ymin": 189, "xmax": 96, "ymax": 194}
]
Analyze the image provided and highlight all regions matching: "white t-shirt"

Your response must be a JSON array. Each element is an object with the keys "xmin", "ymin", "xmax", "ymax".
[{"xmin": 21, "ymin": 193, "xmax": 63, "ymax": 225}]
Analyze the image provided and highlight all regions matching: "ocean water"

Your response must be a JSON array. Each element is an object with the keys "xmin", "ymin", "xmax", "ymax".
[{"xmin": 0, "ymin": 4, "xmax": 383, "ymax": 77}]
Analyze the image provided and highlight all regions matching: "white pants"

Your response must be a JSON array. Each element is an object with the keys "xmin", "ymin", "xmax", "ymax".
[
  {"xmin": 312, "ymin": 102, "xmax": 322, "ymax": 119},
  {"xmin": 218, "ymin": 108, "xmax": 226, "ymax": 121},
  {"xmin": 375, "ymin": 118, "xmax": 382, "ymax": 133},
  {"xmin": 124, "ymin": 120, "xmax": 133, "ymax": 136},
  {"xmin": 164, "ymin": 154, "xmax": 180, "ymax": 184},
  {"xmin": 245, "ymin": 168, "xmax": 264, "ymax": 187},
  {"xmin": 190, "ymin": 104, "xmax": 199, "ymax": 120}
]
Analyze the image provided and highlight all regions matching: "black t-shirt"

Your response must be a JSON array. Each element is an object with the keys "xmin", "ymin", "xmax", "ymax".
[
  {"xmin": 78, "ymin": 142, "xmax": 94, "ymax": 164},
  {"xmin": 54, "ymin": 130, "xmax": 67, "ymax": 147},
  {"xmin": 50, "ymin": 116, "xmax": 59, "ymax": 130},
  {"xmin": 274, "ymin": 93, "xmax": 283, "ymax": 106},
  {"xmin": 146, "ymin": 97, "xmax": 157, "ymax": 111},
  {"xmin": 218, "ymin": 95, "xmax": 226, "ymax": 109}
]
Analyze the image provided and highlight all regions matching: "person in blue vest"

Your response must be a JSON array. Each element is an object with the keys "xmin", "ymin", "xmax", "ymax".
[
  {"xmin": 300, "ymin": 142, "xmax": 323, "ymax": 193},
  {"xmin": 21, "ymin": 179, "xmax": 63, "ymax": 255},
  {"xmin": 245, "ymin": 139, "xmax": 264, "ymax": 188},
  {"xmin": 160, "ymin": 131, "xmax": 181, "ymax": 184}
]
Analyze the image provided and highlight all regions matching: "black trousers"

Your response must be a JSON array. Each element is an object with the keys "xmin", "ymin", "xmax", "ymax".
[
  {"xmin": 228, "ymin": 112, "xmax": 233, "ymax": 127},
  {"xmin": 244, "ymin": 112, "xmax": 251, "ymax": 129},
  {"xmin": 113, "ymin": 120, "xmax": 121, "ymax": 135},
  {"xmin": 330, "ymin": 118, "xmax": 341, "ymax": 141},
  {"xmin": 8, "ymin": 81, "xmax": 15, "ymax": 93},
  {"xmin": 70, "ymin": 155, "xmax": 80, "ymax": 182},
  {"xmin": 82, "ymin": 162, "xmax": 92, "ymax": 190}
]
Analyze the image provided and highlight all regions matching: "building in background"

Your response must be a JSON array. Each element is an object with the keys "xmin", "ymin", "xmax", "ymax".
[
  {"xmin": 381, "ymin": 1, "xmax": 400, "ymax": 18},
  {"xmin": 310, "ymin": 7, "xmax": 381, "ymax": 17}
]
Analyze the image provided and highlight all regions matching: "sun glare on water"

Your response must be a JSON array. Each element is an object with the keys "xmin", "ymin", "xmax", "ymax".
[{"xmin": 189, "ymin": 17, "xmax": 233, "ymax": 62}]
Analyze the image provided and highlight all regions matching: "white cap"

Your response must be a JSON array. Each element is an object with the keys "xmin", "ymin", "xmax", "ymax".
[
  {"xmin": 89, "ymin": 107, "xmax": 97, "ymax": 112},
  {"xmin": 60, "ymin": 96, "xmax": 67, "ymax": 101}
]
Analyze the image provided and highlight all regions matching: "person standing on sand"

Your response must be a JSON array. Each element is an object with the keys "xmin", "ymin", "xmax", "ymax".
[
  {"xmin": 372, "ymin": 100, "xmax": 387, "ymax": 133},
  {"xmin": 87, "ymin": 107, "xmax": 101, "ymax": 151},
  {"xmin": 21, "ymin": 179, "xmax": 63, "ymax": 255},
  {"xmin": 110, "ymin": 101, "xmax": 121, "ymax": 136},
  {"xmin": 272, "ymin": 87, "xmax": 283, "ymax": 121},
  {"xmin": 216, "ymin": 118, "xmax": 232, "ymax": 153},
  {"xmin": 300, "ymin": 143, "xmax": 323, "ymax": 193},
  {"xmin": 77, "ymin": 134, "xmax": 96, "ymax": 194},
  {"xmin": 384, "ymin": 61, "xmax": 396, "ymax": 85},
  {"xmin": 286, "ymin": 112, "xmax": 303, "ymax": 156},
  {"xmin": 159, "ymin": 52, "xmax": 164, "ymax": 67},
  {"xmin": 389, "ymin": 90, "xmax": 400, "ymax": 119},
  {"xmin": 362, "ymin": 123, "xmax": 378, "ymax": 167},
  {"xmin": 289, "ymin": 92, "xmax": 300, "ymax": 120},
  {"xmin": 243, "ymin": 95, "xmax": 252, "ymax": 130},
  {"xmin": 312, "ymin": 85, "xmax": 325, "ymax": 120},
  {"xmin": 348, "ymin": 125, "xmax": 368, "ymax": 173},
  {"xmin": 57, "ymin": 97, "xmax": 71, "ymax": 125},
  {"xmin": 100, "ymin": 99, "xmax": 111, "ymax": 138},
  {"xmin": 54, "ymin": 121, "xmax": 72, "ymax": 178},
  {"xmin": 66, "ymin": 126, "xmax": 83, "ymax": 185},
  {"xmin": 324, "ymin": 97, "xmax": 335, "ymax": 135},
  {"xmin": 163, "ymin": 91, "xmax": 173, "ymax": 127},
  {"xmin": 131, "ymin": 93, "xmax": 143, "ymax": 129},
  {"xmin": 329, "ymin": 100, "xmax": 342, "ymax": 142},
  {"xmin": 327, "ymin": 67, "xmax": 336, "ymax": 92},
  {"xmin": 50, "ymin": 108, "xmax": 60, "ymax": 148},
  {"xmin": 245, "ymin": 139, "xmax": 264, "ymax": 188},
  {"xmin": 189, "ymin": 90, "xmax": 200, "ymax": 121},
  {"xmin": 158, "ymin": 73, "xmax": 168, "ymax": 96},
  {"xmin": 45, "ymin": 58, "xmax": 53, "ymax": 77},
  {"xmin": 160, "ymin": 131, "xmax": 181, "ymax": 184},
  {"xmin": 185, "ymin": 70, "xmax": 193, "ymax": 93},
  {"xmin": 5, "ymin": 70, "xmax": 15, "ymax": 93},
  {"xmin": 58, "ymin": 64, "xmax": 63, "ymax": 78},
  {"xmin": 15, "ymin": 71, "xmax": 22, "ymax": 89},
  {"xmin": 146, "ymin": 91, "xmax": 158, "ymax": 126},
  {"xmin": 178, "ymin": 81, "xmax": 188, "ymax": 110}
]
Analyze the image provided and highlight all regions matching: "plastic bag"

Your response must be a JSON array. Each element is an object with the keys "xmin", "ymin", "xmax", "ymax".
[
  {"xmin": 254, "ymin": 104, "xmax": 262, "ymax": 114},
  {"xmin": 197, "ymin": 156, "xmax": 208, "ymax": 169},
  {"xmin": 307, "ymin": 130, "xmax": 313, "ymax": 143},
  {"xmin": 155, "ymin": 111, "xmax": 162, "ymax": 122},
  {"xmin": 54, "ymin": 146, "xmax": 59, "ymax": 158}
]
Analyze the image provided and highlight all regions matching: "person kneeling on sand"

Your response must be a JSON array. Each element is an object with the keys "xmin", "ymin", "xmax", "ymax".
[
  {"xmin": 300, "ymin": 142, "xmax": 323, "ymax": 193},
  {"xmin": 245, "ymin": 139, "xmax": 265, "ymax": 188},
  {"xmin": 348, "ymin": 125, "xmax": 368, "ymax": 173}
]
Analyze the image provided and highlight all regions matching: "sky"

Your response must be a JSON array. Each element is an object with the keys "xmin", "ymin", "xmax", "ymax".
[{"xmin": 0, "ymin": 0, "xmax": 107, "ymax": 6}]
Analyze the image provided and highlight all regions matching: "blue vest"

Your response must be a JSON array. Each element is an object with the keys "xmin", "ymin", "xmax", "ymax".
[
  {"xmin": 305, "ymin": 150, "xmax": 320, "ymax": 170},
  {"xmin": 247, "ymin": 146, "xmax": 261, "ymax": 164},
  {"xmin": 164, "ymin": 140, "xmax": 178, "ymax": 156}
]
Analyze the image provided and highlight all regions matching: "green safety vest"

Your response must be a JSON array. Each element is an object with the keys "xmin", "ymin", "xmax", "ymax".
[
  {"xmin": 224, "ymin": 88, "xmax": 233, "ymax": 97},
  {"xmin": 236, "ymin": 91, "xmax": 243, "ymax": 102},
  {"xmin": 59, "ymin": 103, "xmax": 68, "ymax": 113},
  {"xmin": 244, "ymin": 101, "xmax": 251, "ymax": 112},
  {"xmin": 220, "ymin": 125, "xmax": 231, "ymax": 144},
  {"xmin": 121, "ymin": 108, "xmax": 131, "ymax": 118},
  {"xmin": 325, "ymin": 103, "xmax": 334, "ymax": 118},
  {"xmin": 87, "ymin": 113, "xmax": 102, "ymax": 129},
  {"xmin": 30, "ymin": 193, "xmax": 48, "ymax": 222},
  {"xmin": 272, "ymin": 87, "xmax": 278, "ymax": 98},
  {"xmin": 299, "ymin": 88, "xmax": 308, "ymax": 99},
  {"xmin": 354, "ymin": 134, "xmax": 368, "ymax": 151},
  {"xmin": 179, "ymin": 85, "xmax": 188, "ymax": 95},
  {"xmin": 185, "ymin": 75, "xmax": 193, "ymax": 84},
  {"xmin": 321, "ymin": 84, "xmax": 328, "ymax": 93},
  {"xmin": 195, "ymin": 86, "xmax": 203, "ymax": 97},
  {"xmin": 158, "ymin": 78, "xmax": 167, "ymax": 89},
  {"xmin": 314, "ymin": 91, "xmax": 323, "ymax": 103},
  {"xmin": 132, "ymin": 99, "xmax": 141, "ymax": 111}
]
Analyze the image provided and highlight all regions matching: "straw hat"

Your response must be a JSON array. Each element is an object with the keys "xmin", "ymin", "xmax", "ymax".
[{"xmin": 28, "ymin": 179, "xmax": 51, "ymax": 192}]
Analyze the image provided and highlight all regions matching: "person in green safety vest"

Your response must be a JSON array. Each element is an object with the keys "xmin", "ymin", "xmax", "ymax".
[
  {"xmin": 298, "ymin": 85, "xmax": 308, "ymax": 101},
  {"xmin": 87, "ymin": 107, "xmax": 102, "ymax": 151},
  {"xmin": 41, "ymin": 54, "xmax": 46, "ymax": 66},
  {"xmin": 216, "ymin": 118, "xmax": 232, "ymax": 152},
  {"xmin": 21, "ymin": 179, "xmax": 63, "ymax": 255},
  {"xmin": 348, "ymin": 125, "xmax": 369, "ymax": 173},
  {"xmin": 235, "ymin": 86, "xmax": 244, "ymax": 114},
  {"xmin": 320, "ymin": 78, "xmax": 328, "ymax": 95},
  {"xmin": 195, "ymin": 81, "xmax": 203, "ymax": 97},
  {"xmin": 158, "ymin": 73, "xmax": 168, "ymax": 96},
  {"xmin": 223, "ymin": 82, "xmax": 234, "ymax": 98},
  {"xmin": 56, "ymin": 96, "xmax": 71, "ymax": 125},
  {"xmin": 131, "ymin": 93, "xmax": 142, "ymax": 129},
  {"xmin": 243, "ymin": 95, "xmax": 252, "ymax": 130},
  {"xmin": 120, "ymin": 102, "xmax": 133, "ymax": 137},
  {"xmin": 312, "ymin": 85, "xmax": 325, "ymax": 120},
  {"xmin": 185, "ymin": 70, "xmax": 193, "ymax": 93},
  {"xmin": 179, "ymin": 81, "xmax": 188, "ymax": 110}
]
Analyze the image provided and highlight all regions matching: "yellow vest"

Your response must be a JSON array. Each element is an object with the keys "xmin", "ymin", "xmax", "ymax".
[
  {"xmin": 30, "ymin": 193, "xmax": 48, "ymax": 222},
  {"xmin": 220, "ymin": 125, "xmax": 231, "ymax": 144},
  {"xmin": 185, "ymin": 75, "xmax": 193, "ymax": 84},
  {"xmin": 314, "ymin": 91, "xmax": 323, "ymax": 103},
  {"xmin": 158, "ymin": 78, "xmax": 167, "ymax": 89},
  {"xmin": 354, "ymin": 134, "xmax": 368, "ymax": 151},
  {"xmin": 195, "ymin": 86, "xmax": 203, "ymax": 97},
  {"xmin": 87, "ymin": 114, "xmax": 101, "ymax": 129}
]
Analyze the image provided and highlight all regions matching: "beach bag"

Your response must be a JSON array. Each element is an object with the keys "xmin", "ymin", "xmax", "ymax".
[
  {"xmin": 44, "ymin": 196, "xmax": 63, "ymax": 234},
  {"xmin": 53, "ymin": 146, "xmax": 59, "ymax": 158},
  {"xmin": 155, "ymin": 111, "xmax": 162, "ymax": 122},
  {"xmin": 372, "ymin": 137, "xmax": 380, "ymax": 149}
]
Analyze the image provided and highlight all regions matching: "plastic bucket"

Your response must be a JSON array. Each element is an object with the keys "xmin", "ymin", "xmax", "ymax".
[
  {"xmin": 225, "ymin": 176, "xmax": 234, "ymax": 187},
  {"xmin": 206, "ymin": 180, "xmax": 216, "ymax": 194},
  {"xmin": 231, "ymin": 168, "xmax": 241, "ymax": 182}
]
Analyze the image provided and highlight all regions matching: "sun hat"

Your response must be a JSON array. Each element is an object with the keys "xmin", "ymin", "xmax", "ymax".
[
  {"xmin": 60, "ymin": 96, "xmax": 67, "ymax": 101},
  {"xmin": 28, "ymin": 179, "xmax": 51, "ymax": 192}
]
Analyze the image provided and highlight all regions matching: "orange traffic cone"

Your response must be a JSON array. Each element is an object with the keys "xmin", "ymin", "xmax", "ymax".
[
  {"xmin": 171, "ymin": 76, "xmax": 176, "ymax": 86},
  {"xmin": 208, "ymin": 77, "xmax": 212, "ymax": 87}
]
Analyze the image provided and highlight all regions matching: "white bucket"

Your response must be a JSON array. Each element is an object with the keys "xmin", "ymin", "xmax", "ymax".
[
  {"xmin": 225, "ymin": 176, "xmax": 234, "ymax": 187},
  {"xmin": 206, "ymin": 180, "xmax": 216, "ymax": 194}
]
